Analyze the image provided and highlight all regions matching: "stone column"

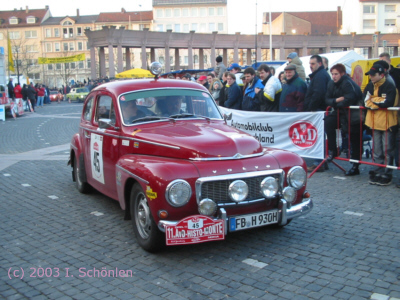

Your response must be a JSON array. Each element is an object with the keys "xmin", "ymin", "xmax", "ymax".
[
  {"xmin": 141, "ymin": 45, "xmax": 147, "ymax": 69},
  {"xmin": 165, "ymin": 46, "xmax": 171, "ymax": 72},
  {"xmin": 199, "ymin": 49, "xmax": 204, "ymax": 69},
  {"xmin": 211, "ymin": 31, "xmax": 217, "ymax": 69},
  {"xmin": 174, "ymin": 48, "xmax": 180, "ymax": 70},
  {"xmin": 393, "ymin": 46, "xmax": 398, "ymax": 57},
  {"xmin": 90, "ymin": 46, "xmax": 96, "ymax": 80},
  {"xmin": 188, "ymin": 46, "xmax": 193, "ymax": 69},
  {"xmin": 117, "ymin": 44, "xmax": 123, "ymax": 73},
  {"xmin": 279, "ymin": 33, "xmax": 286, "ymax": 60},
  {"xmin": 223, "ymin": 48, "xmax": 228, "ymax": 66},
  {"xmin": 350, "ymin": 32, "xmax": 356, "ymax": 50},
  {"xmin": 246, "ymin": 49, "xmax": 252, "ymax": 66},
  {"xmin": 125, "ymin": 47, "xmax": 131, "ymax": 70},
  {"xmin": 326, "ymin": 32, "xmax": 332, "ymax": 53},
  {"xmin": 99, "ymin": 47, "xmax": 106, "ymax": 77},
  {"xmin": 150, "ymin": 48, "xmax": 156, "ymax": 63},
  {"xmin": 234, "ymin": 32, "xmax": 240, "ymax": 64},
  {"xmin": 302, "ymin": 40, "xmax": 308, "ymax": 57},
  {"xmin": 108, "ymin": 44, "xmax": 115, "ymax": 78}
]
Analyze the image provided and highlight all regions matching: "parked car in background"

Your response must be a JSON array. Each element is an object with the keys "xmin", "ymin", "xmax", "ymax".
[
  {"xmin": 67, "ymin": 87, "xmax": 89, "ymax": 102},
  {"xmin": 68, "ymin": 62, "xmax": 313, "ymax": 252}
]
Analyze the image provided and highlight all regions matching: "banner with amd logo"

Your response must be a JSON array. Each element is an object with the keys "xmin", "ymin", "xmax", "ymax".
[{"xmin": 219, "ymin": 107, "xmax": 325, "ymax": 159}]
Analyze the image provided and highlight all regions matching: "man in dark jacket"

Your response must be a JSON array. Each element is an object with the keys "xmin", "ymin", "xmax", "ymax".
[
  {"xmin": 26, "ymin": 83, "xmax": 37, "ymax": 111},
  {"xmin": 7, "ymin": 78, "xmax": 14, "ymax": 100},
  {"xmin": 279, "ymin": 64, "xmax": 307, "ymax": 112},
  {"xmin": 304, "ymin": 55, "xmax": 332, "ymax": 172},
  {"xmin": 255, "ymin": 64, "xmax": 282, "ymax": 112},
  {"xmin": 224, "ymin": 73, "xmax": 242, "ymax": 110},
  {"xmin": 325, "ymin": 63, "xmax": 363, "ymax": 176},
  {"xmin": 241, "ymin": 67, "xmax": 264, "ymax": 111}
]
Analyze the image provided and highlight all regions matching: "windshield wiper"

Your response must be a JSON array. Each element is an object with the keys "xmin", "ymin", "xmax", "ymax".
[
  {"xmin": 131, "ymin": 116, "xmax": 172, "ymax": 124},
  {"xmin": 169, "ymin": 113, "xmax": 210, "ymax": 121}
]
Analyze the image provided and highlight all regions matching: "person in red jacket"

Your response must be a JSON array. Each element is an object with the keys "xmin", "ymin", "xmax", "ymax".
[
  {"xmin": 14, "ymin": 83, "xmax": 22, "ymax": 99},
  {"xmin": 37, "ymin": 84, "xmax": 45, "ymax": 108}
]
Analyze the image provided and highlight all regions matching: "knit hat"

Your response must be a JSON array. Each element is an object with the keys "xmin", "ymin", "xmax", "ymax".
[{"xmin": 287, "ymin": 52, "xmax": 298, "ymax": 59}]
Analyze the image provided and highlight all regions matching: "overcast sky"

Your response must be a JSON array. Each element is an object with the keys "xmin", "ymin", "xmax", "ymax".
[{"xmin": 3, "ymin": 0, "xmax": 346, "ymax": 34}]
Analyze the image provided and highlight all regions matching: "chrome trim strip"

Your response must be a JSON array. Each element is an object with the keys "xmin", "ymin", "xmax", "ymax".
[
  {"xmin": 116, "ymin": 165, "xmax": 149, "ymax": 184},
  {"xmin": 79, "ymin": 127, "xmax": 180, "ymax": 150},
  {"xmin": 219, "ymin": 208, "xmax": 227, "ymax": 235},
  {"xmin": 190, "ymin": 150, "xmax": 265, "ymax": 161},
  {"xmin": 195, "ymin": 170, "xmax": 284, "ymax": 204},
  {"xmin": 278, "ymin": 199, "xmax": 288, "ymax": 226},
  {"xmin": 286, "ymin": 198, "xmax": 313, "ymax": 220},
  {"xmin": 217, "ymin": 198, "xmax": 266, "ymax": 207}
]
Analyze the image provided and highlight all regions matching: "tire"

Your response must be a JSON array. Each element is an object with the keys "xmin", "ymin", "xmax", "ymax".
[
  {"xmin": 73, "ymin": 155, "xmax": 91, "ymax": 193},
  {"xmin": 130, "ymin": 183, "xmax": 164, "ymax": 252}
]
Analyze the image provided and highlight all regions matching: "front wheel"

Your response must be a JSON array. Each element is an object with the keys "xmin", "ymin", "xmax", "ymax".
[
  {"xmin": 73, "ymin": 155, "xmax": 91, "ymax": 193},
  {"xmin": 130, "ymin": 183, "xmax": 164, "ymax": 252}
]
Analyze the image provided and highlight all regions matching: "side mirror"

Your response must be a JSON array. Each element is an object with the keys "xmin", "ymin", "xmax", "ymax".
[
  {"xmin": 223, "ymin": 112, "xmax": 232, "ymax": 124},
  {"xmin": 98, "ymin": 118, "xmax": 118, "ymax": 130}
]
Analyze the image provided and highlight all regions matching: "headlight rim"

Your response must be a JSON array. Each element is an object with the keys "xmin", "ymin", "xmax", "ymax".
[
  {"xmin": 282, "ymin": 186, "xmax": 296, "ymax": 203},
  {"xmin": 287, "ymin": 166, "xmax": 307, "ymax": 190},
  {"xmin": 228, "ymin": 179, "xmax": 249, "ymax": 203},
  {"xmin": 260, "ymin": 176, "xmax": 279, "ymax": 199},
  {"xmin": 165, "ymin": 179, "xmax": 192, "ymax": 207}
]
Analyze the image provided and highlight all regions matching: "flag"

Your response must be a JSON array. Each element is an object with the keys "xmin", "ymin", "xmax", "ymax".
[{"xmin": 7, "ymin": 33, "xmax": 15, "ymax": 72}]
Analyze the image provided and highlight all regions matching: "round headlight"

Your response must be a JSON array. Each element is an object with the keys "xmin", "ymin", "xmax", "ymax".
[
  {"xmin": 198, "ymin": 199, "xmax": 217, "ymax": 216},
  {"xmin": 260, "ymin": 176, "xmax": 279, "ymax": 198},
  {"xmin": 282, "ymin": 186, "xmax": 296, "ymax": 203},
  {"xmin": 228, "ymin": 180, "xmax": 248, "ymax": 202},
  {"xmin": 165, "ymin": 179, "xmax": 192, "ymax": 207},
  {"xmin": 150, "ymin": 61, "xmax": 162, "ymax": 76},
  {"xmin": 287, "ymin": 166, "xmax": 307, "ymax": 190}
]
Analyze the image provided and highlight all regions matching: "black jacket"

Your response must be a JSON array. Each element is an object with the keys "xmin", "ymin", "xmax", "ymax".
[
  {"xmin": 304, "ymin": 66, "xmax": 331, "ymax": 111},
  {"xmin": 257, "ymin": 74, "xmax": 280, "ymax": 112}
]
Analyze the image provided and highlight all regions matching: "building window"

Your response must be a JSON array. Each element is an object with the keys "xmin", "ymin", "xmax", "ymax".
[
  {"xmin": 385, "ymin": 5, "xmax": 396, "ymax": 12},
  {"xmin": 209, "ymin": 23, "xmax": 215, "ymax": 32},
  {"xmin": 54, "ymin": 28, "xmax": 60, "ymax": 37},
  {"xmin": 55, "ymin": 43, "xmax": 60, "ymax": 52},
  {"xmin": 48, "ymin": 64, "xmax": 53, "ymax": 70},
  {"xmin": 28, "ymin": 73, "xmax": 40, "ymax": 80},
  {"xmin": 77, "ymin": 27, "xmax": 82, "ymax": 36},
  {"xmin": 363, "ymin": 19, "xmax": 375, "ymax": 28},
  {"xmin": 191, "ymin": 8, "xmax": 198, "ymax": 17},
  {"xmin": 63, "ymin": 28, "xmax": 74, "ymax": 38},
  {"xmin": 69, "ymin": 42, "xmax": 75, "ymax": 51},
  {"xmin": 218, "ymin": 23, "xmax": 224, "ymax": 31},
  {"xmin": 182, "ymin": 8, "xmax": 189, "ymax": 17},
  {"xmin": 25, "ymin": 30, "xmax": 37, "ymax": 38},
  {"xmin": 200, "ymin": 23, "xmax": 206, "ymax": 32},
  {"xmin": 78, "ymin": 61, "xmax": 84, "ymax": 69},
  {"xmin": 26, "ymin": 45, "xmax": 37, "ymax": 52},
  {"xmin": 71, "ymin": 62, "xmax": 76, "ymax": 69},
  {"xmin": 166, "ymin": 24, "xmax": 172, "ymax": 30},
  {"xmin": 385, "ymin": 19, "xmax": 396, "ymax": 26},
  {"xmin": 183, "ymin": 24, "xmax": 189, "ymax": 32},
  {"xmin": 174, "ymin": 8, "xmax": 180, "ymax": 17},
  {"xmin": 9, "ymin": 17, "xmax": 18, "ymax": 24},
  {"xmin": 209, "ymin": 8, "xmax": 215, "ymax": 16},
  {"xmin": 45, "ymin": 29, "xmax": 52, "ymax": 37},
  {"xmin": 165, "ymin": 9, "xmax": 172, "ymax": 17},
  {"xmin": 194, "ymin": 55, "xmax": 198, "ymax": 63},
  {"xmin": 191, "ymin": 23, "xmax": 198, "ymax": 31},
  {"xmin": 157, "ymin": 24, "xmax": 164, "ymax": 31},
  {"xmin": 174, "ymin": 24, "xmax": 181, "ymax": 32},
  {"xmin": 11, "ymin": 46, "xmax": 21, "ymax": 54},
  {"xmin": 184, "ymin": 56, "xmax": 188, "ymax": 64},
  {"xmin": 217, "ymin": 7, "xmax": 223, "ymax": 16},
  {"xmin": 63, "ymin": 21, "xmax": 73, "ymax": 26},
  {"xmin": 78, "ymin": 42, "xmax": 83, "ymax": 51},
  {"xmin": 9, "ymin": 31, "xmax": 20, "ymax": 39},
  {"xmin": 156, "ymin": 9, "xmax": 163, "ymax": 18},
  {"xmin": 0, "ymin": 33, "xmax": 3, "ymax": 40},
  {"xmin": 363, "ymin": 5, "xmax": 375, "ymax": 14},
  {"xmin": 63, "ymin": 42, "xmax": 68, "ymax": 51},
  {"xmin": 46, "ymin": 43, "xmax": 52, "ymax": 52},
  {"xmin": 200, "ymin": 8, "xmax": 206, "ymax": 17},
  {"xmin": 56, "ymin": 63, "xmax": 62, "ymax": 70},
  {"xmin": 204, "ymin": 55, "xmax": 208, "ymax": 63},
  {"xmin": 87, "ymin": 59, "xmax": 91, "ymax": 68},
  {"xmin": 27, "ymin": 17, "xmax": 36, "ymax": 23}
]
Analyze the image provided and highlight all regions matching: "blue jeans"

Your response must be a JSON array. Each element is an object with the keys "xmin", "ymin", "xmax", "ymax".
[{"xmin": 37, "ymin": 96, "xmax": 44, "ymax": 107}]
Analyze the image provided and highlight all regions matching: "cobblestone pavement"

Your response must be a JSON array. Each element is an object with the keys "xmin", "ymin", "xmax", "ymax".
[{"xmin": 0, "ymin": 102, "xmax": 399, "ymax": 300}]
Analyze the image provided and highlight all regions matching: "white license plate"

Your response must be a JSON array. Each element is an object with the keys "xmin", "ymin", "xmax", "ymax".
[{"xmin": 229, "ymin": 210, "xmax": 279, "ymax": 231}]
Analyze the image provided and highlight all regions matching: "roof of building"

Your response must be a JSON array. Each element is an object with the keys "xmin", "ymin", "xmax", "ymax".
[
  {"xmin": 264, "ymin": 10, "xmax": 342, "ymax": 35},
  {"xmin": 42, "ymin": 15, "xmax": 98, "ymax": 25},
  {"xmin": 0, "ymin": 7, "xmax": 49, "ymax": 27},
  {"xmin": 97, "ymin": 10, "xmax": 153, "ymax": 22},
  {"xmin": 359, "ymin": 0, "xmax": 398, "ymax": 2}
]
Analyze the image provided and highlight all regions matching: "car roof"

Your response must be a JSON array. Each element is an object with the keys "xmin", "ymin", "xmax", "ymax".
[{"xmin": 91, "ymin": 78, "xmax": 208, "ymax": 96}]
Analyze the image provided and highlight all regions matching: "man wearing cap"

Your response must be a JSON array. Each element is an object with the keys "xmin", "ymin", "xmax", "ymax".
[
  {"xmin": 279, "ymin": 64, "xmax": 307, "ymax": 112},
  {"xmin": 227, "ymin": 63, "xmax": 244, "ymax": 88},
  {"xmin": 215, "ymin": 56, "xmax": 226, "ymax": 80},
  {"xmin": 197, "ymin": 75, "xmax": 209, "ymax": 89},
  {"xmin": 287, "ymin": 52, "xmax": 306, "ymax": 81},
  {"xmin": 364, "ymin": 62, "xmax": 398, "ymax": 186}
]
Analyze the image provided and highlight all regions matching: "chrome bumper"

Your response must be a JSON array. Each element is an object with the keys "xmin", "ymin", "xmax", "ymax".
[{"xmin": 158, "ymin": 198, "xmax": 313, "ymax": 233}]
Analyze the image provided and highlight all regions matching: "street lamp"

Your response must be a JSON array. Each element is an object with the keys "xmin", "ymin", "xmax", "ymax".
[{"xmin": 255, "ymin": 0, "xmax": 257, "ymax": 66}]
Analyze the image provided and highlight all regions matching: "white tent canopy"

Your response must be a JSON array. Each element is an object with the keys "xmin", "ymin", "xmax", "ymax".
[{"xmin": 275, "ymin": 50, "xmax": 365, "ymax": 79}]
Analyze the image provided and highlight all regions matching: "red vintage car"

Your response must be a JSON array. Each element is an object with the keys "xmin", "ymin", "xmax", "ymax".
[
  {"xmin": 49, "ymin": 90, "xmax": 63, "ymax": 102},
  {"xmin": 69, "ymin": 63, "xmax": 313, "ymax": 252}
]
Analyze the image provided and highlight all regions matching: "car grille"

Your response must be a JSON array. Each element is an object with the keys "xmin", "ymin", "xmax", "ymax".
[{"xmin": 198, "ymin": 173, "xmax": 282, "ymax": 205}]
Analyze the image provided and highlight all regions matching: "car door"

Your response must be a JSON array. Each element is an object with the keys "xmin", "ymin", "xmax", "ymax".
[{"xmin": 85, "ymin": 93, "xmax": 120, "ymax": 199}]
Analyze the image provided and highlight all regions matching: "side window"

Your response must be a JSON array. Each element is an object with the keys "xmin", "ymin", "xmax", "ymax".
[
  {"xmin": 95, "ymin": 95, "xmax": 114, "ymax": 124},
  {"xmin": 83, "ymin": 96, "xmax": 94, "ymax": 121}
]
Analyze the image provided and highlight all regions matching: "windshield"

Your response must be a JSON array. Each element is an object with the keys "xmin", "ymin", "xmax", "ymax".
[
  {"xmin": 118, "ymin": 89, "xmax": 222, "ymax": 125},
  {"xmin": 77, "ymin": 88, "xmax": 89, "ymax": 93}
]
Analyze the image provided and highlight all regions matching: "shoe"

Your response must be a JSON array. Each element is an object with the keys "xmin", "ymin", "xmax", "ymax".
[
  {"xmin": 377, "ymin": 176, "xmax": 392, "ymax": 186},
  {"xmin": 369, "ymin": 170, "xmax": 376, "ymax": 181},
  {"xmin": 307, "ymin": 165, "xmax": 324, "ymax": 173},
  {"xmin": 345, "ymin": 165, "xmax": 360, "ymax": 176},
  {"xmin": 369, "ymin": 175, "xmax": 380, "ymax": 185}
]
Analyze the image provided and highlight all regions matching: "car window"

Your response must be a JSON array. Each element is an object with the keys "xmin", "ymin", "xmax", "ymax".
[
  {"xmin": 83, "ymin": 96, "xmax": 94, "ymax": 121},
  {"xmin": 118, "ymin": 89, "xmax": 221, "ymax": 124},
  {"xmin": 96, "ymin": 95, "xmax": 114, "ymax": 124}
]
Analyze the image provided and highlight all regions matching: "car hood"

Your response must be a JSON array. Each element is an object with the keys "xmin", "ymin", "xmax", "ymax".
[{"xmin": 127, "ymin": 120, "xmax": 263, "ymax": 159}]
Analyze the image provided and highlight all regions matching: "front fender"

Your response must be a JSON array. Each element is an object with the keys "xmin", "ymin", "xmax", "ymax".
[{"xmin": 116, "ymin": 155, "xmax": 200, "ymax": 223}]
